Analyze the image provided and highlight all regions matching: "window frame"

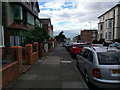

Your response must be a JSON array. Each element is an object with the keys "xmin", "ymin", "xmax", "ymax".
[{"xmin": 0, "ymin": 26, "xmax": 4, "ymax": 47}]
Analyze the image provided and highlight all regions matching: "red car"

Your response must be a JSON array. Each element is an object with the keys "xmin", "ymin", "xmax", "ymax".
[{"xmin": 70, "ymin": 43, "xmax": 88, "ymax": 57}]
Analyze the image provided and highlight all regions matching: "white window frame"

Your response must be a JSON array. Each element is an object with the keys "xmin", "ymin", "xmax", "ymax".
[{"xmin": 0, "ymin": 26, "xmax": 4, "ymax": 47}]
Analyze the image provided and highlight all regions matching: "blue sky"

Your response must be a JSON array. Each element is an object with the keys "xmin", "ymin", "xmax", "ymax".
[{"xmin": 38, "ymin": 0, "xmax": 118, "ymax": 38}]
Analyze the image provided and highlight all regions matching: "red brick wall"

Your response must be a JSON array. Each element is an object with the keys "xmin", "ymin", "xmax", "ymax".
[
  {"xmin": 32, "ymin": 52, "xmax": 38, "ymax": 64},
  {"xmin": 1, "ymin": 61, "xmax": 19, "ymax": 88}
]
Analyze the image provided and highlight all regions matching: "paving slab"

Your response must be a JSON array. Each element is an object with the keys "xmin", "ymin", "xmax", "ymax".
[{"xmin": 6, "ymin": 44, "xmax": 88, "ymax": 89}]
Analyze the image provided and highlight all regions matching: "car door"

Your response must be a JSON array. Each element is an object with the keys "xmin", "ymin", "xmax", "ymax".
[
  {"xmin": 76, "ymin": 48, "xmax": 86, "ymax": 72},
  {"xmin": 85, "ymin": 50, "xmax": 94, "ymax": 78},
  {"xmin": 81, "ymin": 49, "xmax": 90, "ymax": 74}
]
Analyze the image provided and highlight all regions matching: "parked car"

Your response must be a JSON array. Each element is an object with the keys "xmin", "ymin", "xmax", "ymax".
[
  {"xmin": 76, "ymin": 46, "xmax": 120, "ymax": 88},
  {"xmin": 66, "ymin": 42, "xmax": 74, "ymax": 52},
  {"xmin": 70, "ymin": 43, "xmax": 88, "ymax": 57},
  {"xmin": 109, "ymin": 42, "xmax": 120, "ymax": 47}
]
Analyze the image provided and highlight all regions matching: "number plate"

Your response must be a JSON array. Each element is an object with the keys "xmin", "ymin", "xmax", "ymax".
[{"xmin": 111, "ymin": 70, "xmax": 120, "ymax": 76}]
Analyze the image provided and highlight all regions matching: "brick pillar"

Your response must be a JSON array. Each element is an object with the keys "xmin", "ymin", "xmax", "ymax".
[
  {"xmin": 34, "ymin": 42, "xmax": 38, "ymax": 52},
  {"xmin": 34, "ymin": 42, "xmax": 38, "ymax": 61},
  {"xmin": 11, "ymin": 46, "xmax": 23, "ymax": 74},
  {"xmin": 25, "ymin": 44, "xmax": 32, "ymax": 65},
  {"xmin": 39, "ymin": 43, "xmax": 44, "ymax": 57}
]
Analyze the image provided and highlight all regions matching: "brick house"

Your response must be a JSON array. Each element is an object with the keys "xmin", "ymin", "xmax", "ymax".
[
  {"xmin": 40, "ymin": 18, "xmax": 54, "ymax": 39},
  {"xmin": 1, "ymin": 1, "xmax": 42, "ymax": 47},
  {"xmin": 80, "ymin": 29, "xmax": 98, "ymax": 43}
]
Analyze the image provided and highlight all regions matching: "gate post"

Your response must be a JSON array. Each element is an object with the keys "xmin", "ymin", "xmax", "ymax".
[{"xmin": 25, "ymin": 44, "xmax": 32, "ymax": 65}]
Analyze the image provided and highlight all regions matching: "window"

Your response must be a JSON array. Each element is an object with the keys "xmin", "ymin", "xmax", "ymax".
[
  {"xmin": 10, "ymin": 36, "xmax": 15, "ymax": 46},
  {"xmin": 87, "ymin": 51, "xmax": 93, "ymax": 62},
  {"xmin": 27, "ymin": 12, "xmax": 34, "ymax": 25},
  {"xmin": 108, "ymin": 32, "xmax": 112, "ymax": 40},
  {"xmin": 0, "ymin": 26, "xmax": 4, "ymax": 47},
  {"xmin": 14, "ymin": 5, "xmax": 23, "ymax": 20},
  {"xmin": 105, "ymin": 32, "xmax": 107, "ymax": 39},
  {"xmin": 15, "ymin": 36, "xmax": 20, "ymax": 46},
  {"xmin": 83, "ymin": 49, "xmax": 89, "ymax": 59},
  {"xmin": 106, "ymin": 19, "xmax": 112, "ymax": 28},
  {"xmin": 113, "ymin": 10, "xmax": 115, "ymax": 17},
  {"xmin": 97, "ymin": 52, "xmax": 120, "ymax": 65},
  {"xmin": 99, "ymin": 23, "xmax": 103, "ymax": 30},
  {"xmin": 100, "ymin": 33, "xmax": 103, "ymax": 39},
  {"xmin": 35, "ymin": 19, "xmax": 40, "ymax": 26}
]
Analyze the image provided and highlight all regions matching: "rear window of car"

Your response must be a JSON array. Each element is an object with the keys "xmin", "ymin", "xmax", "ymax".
[
  {"xmin": 97, "ymin": 52, "xmax": 120, "ymax": 65},
  {"xmin": 75, "ymin": 44, "xmax": 88, "ymax": 47}
]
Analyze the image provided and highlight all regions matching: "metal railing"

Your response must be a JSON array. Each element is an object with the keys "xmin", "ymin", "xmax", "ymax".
[{"xmin": 2, "ymin": 47, "xmax": 17, "ymax": 67}]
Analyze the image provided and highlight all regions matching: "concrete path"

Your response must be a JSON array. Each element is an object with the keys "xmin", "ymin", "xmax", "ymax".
[{"xmin": 6, "ymin": 44, "xmax": 88, "ymax": 89}]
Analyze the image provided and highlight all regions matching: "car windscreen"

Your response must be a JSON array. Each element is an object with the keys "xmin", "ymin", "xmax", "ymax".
[
  {"xmin": 97, "ymin": 52, "xmax": 120, "ymax": 65},
  {"xmin": 75, "ymin": 44, "xmax": 88, "ymax": 48}
]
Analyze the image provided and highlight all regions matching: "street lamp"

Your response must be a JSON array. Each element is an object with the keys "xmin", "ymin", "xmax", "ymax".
[
  {"xmin": 89, "ymin": 22, "xmax": 92, "ymax": 44},
  {"xmin": 89, "ymin": 21, "xmax": 91, "ymax": 30}
]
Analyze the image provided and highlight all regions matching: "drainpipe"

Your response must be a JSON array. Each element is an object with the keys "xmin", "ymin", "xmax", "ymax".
[{"xmin": 113, "ymin": 10, "xmax": 115, "ymax": 43}]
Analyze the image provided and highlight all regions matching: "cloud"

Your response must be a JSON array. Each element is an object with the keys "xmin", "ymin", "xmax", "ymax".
[{"xmin": 38, "ymin": 0, "xmax": 118, "ymax": 38}]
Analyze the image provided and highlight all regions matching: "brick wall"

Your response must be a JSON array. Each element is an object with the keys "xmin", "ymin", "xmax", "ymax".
[
  {"xmin": 1, "ymin": 61, "xmax": 19, "ymax": 88},
  {"xmin": 32, "ymin": 52, "xmax": 38, "ymax": 64},
  {"xmin": 1, "ymin": 46, "xmax": 23, "ymax": 88}
]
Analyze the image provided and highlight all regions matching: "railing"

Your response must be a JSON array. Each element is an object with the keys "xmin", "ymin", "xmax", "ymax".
[{"xmin": 2, "ymin": 47, "xmax": 17, "ymax": 67}]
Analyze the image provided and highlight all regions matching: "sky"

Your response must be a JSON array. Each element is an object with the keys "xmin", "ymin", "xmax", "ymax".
[{"xmin": 38, "ymin": 0, "xmax": 119, "ymax": 38}]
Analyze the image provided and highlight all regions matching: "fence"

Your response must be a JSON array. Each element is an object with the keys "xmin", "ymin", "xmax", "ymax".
[{"xmin": 2, "ymin": 47, "xmax": 17, "ymax": 67}]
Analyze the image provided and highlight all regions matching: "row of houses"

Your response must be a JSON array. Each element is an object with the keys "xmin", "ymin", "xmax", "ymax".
[
  {"xmin": 0, "ymin": 1, "xmax": 54, "ymax": 47},
  {"xmin": 74, "ymin": 3, "xmax": 120, "ymax": 44}
]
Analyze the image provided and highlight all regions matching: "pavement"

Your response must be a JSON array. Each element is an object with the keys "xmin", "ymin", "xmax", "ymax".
[{"xmin": 5, "ymin": 44, "xmax": 88, "ymax": 89}]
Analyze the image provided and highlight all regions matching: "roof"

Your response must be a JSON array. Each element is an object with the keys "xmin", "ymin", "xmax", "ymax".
[
  {"xmin": 40, "ymin": 18, "xmax": 51, "ymax": 25},
  {"xmin": 81, "ymin": 29, "xmax": 98, "ymax": 31},
  {"xmin": 85, "ymin": 47, "xmax": 120, "ymax": 52},
  {"xmin": 98, "ymin": 3, "xmax": 120, "ymax": 18},
  {"xmin": 7, "ymin": 23, "xmax": 28, "ymax": 30}
]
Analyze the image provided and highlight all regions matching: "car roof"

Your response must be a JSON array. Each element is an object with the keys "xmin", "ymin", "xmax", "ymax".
[
  {"xmin": 74, "ymin": 43, "xmax": 87, "ymax": 45},
  {"xmin": 84, "ymin": 46, "xmax": 120, "ymax": 53}
]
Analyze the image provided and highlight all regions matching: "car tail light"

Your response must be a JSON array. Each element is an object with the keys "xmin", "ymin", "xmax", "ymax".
[{"xmin": 92, "ymin": 68, "xmax": 101, "ymax": 79}]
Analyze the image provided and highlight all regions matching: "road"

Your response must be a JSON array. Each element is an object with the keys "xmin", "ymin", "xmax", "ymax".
[{"xmin": 5, "ymin": 44, "xmax": 97, "ymax": 89}]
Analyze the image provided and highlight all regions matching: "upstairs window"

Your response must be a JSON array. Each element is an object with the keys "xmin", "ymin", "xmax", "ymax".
[
  {"xmin": 14, "ymin": 5, "xmax": 23, "ymax": 21},
  {"xmin": 0, "ymin": 26, "xmax": 4, "ymax": 47},
  {"xmin": 106, "ymin": 19, "xmax": 113, "ymax": 28},
  {"xmin": 27, "ymin": 12, "xmax": 34, "ymax": 25},
  {"xmin": 98, "ymin": 23, "xmax": 103, "ymax": 30},
  {"xmin": 35, "ymin": 19, "xmax": 40, "ymax": 27}
]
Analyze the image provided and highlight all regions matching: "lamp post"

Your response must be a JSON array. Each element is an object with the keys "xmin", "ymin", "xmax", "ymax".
[
  {"xmin": 89, "ymin": 21, "xmax": 91, "ymax": 30},
  {"xmin": 89, "ymin": 22, "xmax": 92, "ymax": 44}
]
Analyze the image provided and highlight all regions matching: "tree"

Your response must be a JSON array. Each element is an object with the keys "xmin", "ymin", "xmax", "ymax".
[
  {"xmin": 23, "ymin": 26, "xmax": 50, "ymax": 45},
  {"xmin": 55, "ymin": 31, "xmax": 66, "ymax": 42}
]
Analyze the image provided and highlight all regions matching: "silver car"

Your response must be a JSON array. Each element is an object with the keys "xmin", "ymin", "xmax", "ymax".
[{"xmin": 76, "ymin": 46, "xmax": 120, "ymax": 88}]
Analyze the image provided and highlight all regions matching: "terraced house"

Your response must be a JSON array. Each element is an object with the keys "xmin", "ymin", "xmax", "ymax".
[
  {"xmin": 98, "ymin": 3, "xmax": 120, "ymax": 43},
  {"xmin": 1, "ymin": 1, "xmax": 41, "ymax": 47}
]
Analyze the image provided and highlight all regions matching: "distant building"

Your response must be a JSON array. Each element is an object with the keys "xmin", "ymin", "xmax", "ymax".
[
  {"xmin": 40, "ymin": 18, "xmax": 54, "ymax": 38},
  {"xmin": 98, "ymin": 3, "xmax": 120, "ymax": 43},
  {"xmin": 72, "ymin": 35, "xmax": 80, "ymax": 42},
  {"xmin": 80, "ymin": 29, "xmax": 98, "ymax": 43},
  {"xmin": 1, "ymin": 1, "xmax": 41, "ymax": 47}
]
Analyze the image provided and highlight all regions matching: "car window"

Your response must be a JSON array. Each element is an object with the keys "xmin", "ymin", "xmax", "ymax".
[
  {"xmin": 79, "ymin": 48, "xmax": 86, "ymax": 56},
  {"xmin": 87, "ymin": 51, "xmax": 93, "ymax": 62},
  {"xmin": 97, "ymin": 52, "xmax": 120, "ymax": 65},
  {"xmin": 75, "ymin": 44, "xmax": 88, "ymax": 47},
  {"xmin": 82, "ymin": 49, "xmax": 89, "ymax": 59}
]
